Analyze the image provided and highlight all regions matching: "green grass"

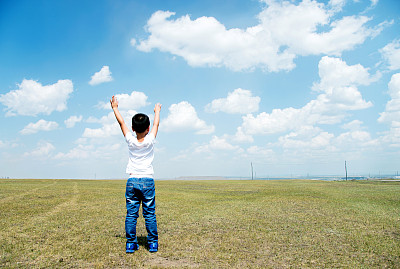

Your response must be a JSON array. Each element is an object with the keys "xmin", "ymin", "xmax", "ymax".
[{"xmin": 1, "ymin": 179, "xmax": 399, "ymax": 268}]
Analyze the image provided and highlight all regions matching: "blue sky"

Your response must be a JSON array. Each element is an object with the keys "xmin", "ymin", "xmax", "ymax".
[{"xmin": 0, "ymin": 0, "xmax": 399, "ymax": 179}]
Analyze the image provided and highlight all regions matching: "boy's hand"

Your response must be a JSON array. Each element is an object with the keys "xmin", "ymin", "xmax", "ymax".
[
  {"xmin": 151, "ymin": 103, "xmax": 162, "ymax": 138},
  {"xmin": 154, "ymin": 103, "xmax": 162, "ymax": 113},
  {"xmin": 110, "ymin": 96, "xmax": 119, "ymax": 109},
  {"xmin": 110, "ymin": 95, "xmax": 129, "ymax": 137}
]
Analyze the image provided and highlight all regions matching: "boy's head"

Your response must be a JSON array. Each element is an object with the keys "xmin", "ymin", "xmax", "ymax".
[{"xmin": 132, "ymin": 113, "xmax": 150, "ymax": 133}]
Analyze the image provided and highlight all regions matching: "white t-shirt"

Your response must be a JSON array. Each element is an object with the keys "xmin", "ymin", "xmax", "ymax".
[{"xmin": 125, "ymin": 132, "xmax": 155, "ymax": 177}]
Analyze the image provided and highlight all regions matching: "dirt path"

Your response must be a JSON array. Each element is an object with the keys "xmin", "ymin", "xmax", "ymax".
[{"xmin": 30, "ymin": 181, "xmax": 79, "ymax": 223}]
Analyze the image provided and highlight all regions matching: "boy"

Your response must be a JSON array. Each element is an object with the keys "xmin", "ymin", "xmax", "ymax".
[{"xmin": 110, "ymin": 95, "xmax": 161, "ymax": 254}]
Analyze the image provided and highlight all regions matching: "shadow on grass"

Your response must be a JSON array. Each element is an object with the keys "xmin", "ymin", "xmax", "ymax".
[
  {"xmin": 114, "ymin": 234, "xmax": 148, "ymax": 248},
  {"xmin": 137, "ymin": 236, "xmax": 148, "ymax": 249}
]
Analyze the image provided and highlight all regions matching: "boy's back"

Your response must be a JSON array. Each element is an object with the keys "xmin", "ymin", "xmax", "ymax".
[{"xmin": 125, "ymin": 132, "xmax": 155, "ymax": 176}]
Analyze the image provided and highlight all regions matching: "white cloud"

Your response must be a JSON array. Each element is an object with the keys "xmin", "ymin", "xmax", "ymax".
[
  {"xmin": 161, "ymin": 101, "xmax": 214, "ymax": 134},
  {"xmin": 258, "ymin": 1, "xmax": 381, "ymax": 56},
  {"xmin": 246, "ymin": 145, "xmax": 275, "ymax": 157},
  {"xmin": 134, "ymin": 1, "xmax": 384, "ymax": 72},
  {"xmin": 278, "ymin": 126, "xmax": 335, "ymax": 150},
  {"xmin": 237, "ymin": 84, "xmax": 371, "ymax": 134},
  {"xmin": 55, "ymin": 104, "xmax": 126, "ymax": 162},
  {"xmin": 335, "ymin": 130, "xmax": 379, "ymax": 148},
  {"xmin": 86, "ymin": 91, "xmax": 150, "ymax": 138},
  {"xmin": 378, "ymin": 73, "xmax": 400, "ymax": 147},
  {"xmin": 313, "ymin": 56, "xmax": 380, "ymax": 91},
  {"xmin": 380, "ymin": 40, "xmax": 400, "ymax": 71},
  {"xmin": 273, "ymin": 125, "xmax": 378, "ymax": 155},
  {"xmin": 20, "ymin": 119, "xmax": 59, "ymax": 135},
  {"xmin": 82, "ymin": 124, "xmax": 120, "ymax": 138},
  {"xmin": 54, "ymin": 144, "xmax": 94, "ymax": 160},
  {"xmin": 233, "ymin": 127, "xmax": 254, "ymax": 143},
  {"xmin": 195, "ymin": 135, "xmax": 240, "ymax": 153},
  {"xmin": 0, "ymin": 79, "xmax": 73, "ymax": 117},
  {"xmin": 328, "ymin": 0, "xmax": 346, "ymax": 12},
  {"xmin": 388, "ymin": 73, "xmax": 400, "ymax": 100},
  {"xmin": 205, "ymin": 88, "xmax": 260, "ymax": 114},
  {"xmin": 83, "ymin": 107, "xmax": 140, "ymax": 139},
  {"xmin": 65, "ymin": 115, "xmax": 83, "ymax": 128},
  {"xmin": 342, "ymin": 120, "xmax": 364, "ymax": 131},
  {"xmin": 82, "ymin": 112, "xmax": 121, "ymax": 138},
  {"xmin": 98, "ymin": 91, "xmax": 149, "ymax": 111},
  {"xmin": 380, "ymin": 125, "xmax": 400, "ymax": 147},
  {"xmin": 54, "ymin": 143, "xmax": 121, "ymax": 160},
  {"xmin": 316, "ymin": 85, "xmax": 373, "ymax": 112},
  {"xmin": 370, "ymin": 0, "xmax": 379, "ymax": 6},
  {"xmin": 270, "ymin": 125, "xmax": 377, "ymax": 160},
  {"xmin": 208, "ymin": 136, "xmax": 238, "ymax": 150},
  {"xmin": 24, "ymin": 141, "xmax": 55, "ymax": 157},
  {"xmin": 86, "ymin": 116, "xmax": 103, "ymax": 124},
  {"xmin": 134, "ymin": 9, "xmax": 293, "ymax": 72},
  {"xmin": 89, "ymin": 66, "xmax": 113, "ymax": 85},
  {"xmin": 378, "ymin": 73, "xmax": 400, "ymax": 123},
  {"xmin": 236, "ymin": 56, "xmax": 374, "ymax": 137},
  {"xmin": 0, "ymin": 140, "xmax": 18, "ymax": 149},
  {"xmin": 239, "ymin": 108, "xmax": 300, "ymax": 135}
]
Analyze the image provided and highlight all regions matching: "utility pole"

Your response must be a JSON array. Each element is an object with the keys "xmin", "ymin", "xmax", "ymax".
[
  {"xmin": 345, "ymin": 161, "xmax": 348, "ymax": 181},
  {"xmin": 251, "ymin": 162, "xmax": 254, "ymax": 180}
]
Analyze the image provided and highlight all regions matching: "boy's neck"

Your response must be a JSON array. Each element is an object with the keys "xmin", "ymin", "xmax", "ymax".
[{"xmin": 136, "ymin": 132, "xmax": 147, "ymax": 142}]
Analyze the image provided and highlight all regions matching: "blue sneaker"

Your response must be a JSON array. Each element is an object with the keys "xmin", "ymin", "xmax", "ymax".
[
  {"xmin": 148, "ymin": 242, "xmax": 158, "ymax": 252},
  {"xmin": 126, "ymin": 242, "xmax": 139, "ymax": 253}
]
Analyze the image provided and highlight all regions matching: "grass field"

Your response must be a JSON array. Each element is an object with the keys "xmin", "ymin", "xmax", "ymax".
[{"xmin": 1, "ymin": 179, "xmax": 399, "ymax": 268}]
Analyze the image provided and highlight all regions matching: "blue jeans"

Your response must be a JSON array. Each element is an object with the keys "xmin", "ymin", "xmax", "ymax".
[{"xmin": 125, "ymin": 177, "xmax": 158, "ymax": 244}]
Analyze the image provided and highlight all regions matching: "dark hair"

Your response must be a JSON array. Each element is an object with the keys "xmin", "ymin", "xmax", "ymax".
[{"xmin": 132, "ymin": 113, "xmax": 150, "ymax": 133}]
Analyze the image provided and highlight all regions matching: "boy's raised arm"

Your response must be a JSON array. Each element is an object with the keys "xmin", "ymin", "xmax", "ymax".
[
  {"xmin": 110, "ymin": 96, "xmax": 130, "ymax": 137},
  {"xmin": 150, "ymin": 103, "xmax": 162, "ymax": 138}
]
